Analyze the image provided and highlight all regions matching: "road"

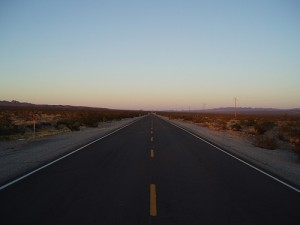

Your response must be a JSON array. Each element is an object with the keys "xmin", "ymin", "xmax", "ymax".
[{"xmin": 0, "ymin": 115, "xmax": 300, "ymax": 225}]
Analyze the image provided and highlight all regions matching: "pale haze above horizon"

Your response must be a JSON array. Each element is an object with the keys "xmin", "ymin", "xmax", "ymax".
[{"xmin": 1, "ymin": 0, "xmax": 299, "ymax": 110}]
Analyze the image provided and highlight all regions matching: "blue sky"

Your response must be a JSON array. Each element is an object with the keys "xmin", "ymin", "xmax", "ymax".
[{"xmin": 1, "ymin": 0, "xmax": 299, "ymax": 110}]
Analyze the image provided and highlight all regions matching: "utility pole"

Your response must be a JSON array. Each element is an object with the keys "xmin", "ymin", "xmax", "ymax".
[{"xmin": 234, "ymin": 97, "xmax": 238, "ymax": 118}]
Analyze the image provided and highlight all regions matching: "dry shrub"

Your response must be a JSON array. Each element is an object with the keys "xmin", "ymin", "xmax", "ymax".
[
  {"xmin": 214, "ymin": 120, "xmax": 227, "ymax": 130},
  {"xmin": 55, "ymin": 120, "xmax": 81, "ymax": 131},
  {"xmin": 295, "ymin": 142, "xmax": 300, "ymax": 154},
  {"xmin": 254, "ymin": 135, "xmax": 278, "ymax": 150},
  {"xmin": 230, "ymin": 123, "xmax": 242, "ymax": 131},
  {"xmin": 254, "ymin": 121, "xmax": 276, "ymax": 135},
  {"xmin": 240, "ymin": 119, "xmax": 256, "ymax": 127}
]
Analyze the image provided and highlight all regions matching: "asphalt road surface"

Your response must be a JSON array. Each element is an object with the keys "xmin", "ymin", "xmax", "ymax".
[{"xmin": 1, "ymin": 115, "xmax": 300, "ymax": 225}]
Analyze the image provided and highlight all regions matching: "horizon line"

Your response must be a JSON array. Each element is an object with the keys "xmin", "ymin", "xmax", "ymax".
[{"xmin": 1, "ymin": 100, "xmax": 299, "ymax": 112}]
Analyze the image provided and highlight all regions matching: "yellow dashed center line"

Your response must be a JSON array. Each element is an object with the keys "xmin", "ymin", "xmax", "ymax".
[
  {"xmin": 150, "ymin": 184, "xmax": 157, "ymax": 216},
  {"xmin": 150, "ymin": 149, "xmax": 155, "ymax": 158},
  {"xmin": 150, "ymin": 121, "xmax": 157, "ymax": 216}
]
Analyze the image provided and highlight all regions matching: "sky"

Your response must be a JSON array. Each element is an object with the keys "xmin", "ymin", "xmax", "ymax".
[{"xmin": 0, "ymin": 0, "xmax": 299, "ymax": 110}]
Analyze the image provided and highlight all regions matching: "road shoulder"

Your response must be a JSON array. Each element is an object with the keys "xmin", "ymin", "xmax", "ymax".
[
  {"xmin": 0, "ymin": 117, "xmax": 141, "ymax": 186},
  {"xmin": 160, "ymin": 116, "xmax": 300, "ymax": 188}
]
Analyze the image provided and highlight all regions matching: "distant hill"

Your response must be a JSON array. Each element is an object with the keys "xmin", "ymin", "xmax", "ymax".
[
  {"xmin": 0, "ymin": 100, "xmax": 108, "ymax": 110},
  {"xmin": 191, "ymin": 107, "xmax": 300, "ymax": 115},
  {"xmin": 0, "ymin": 100, "xmax": 35, "ymax": 107}
]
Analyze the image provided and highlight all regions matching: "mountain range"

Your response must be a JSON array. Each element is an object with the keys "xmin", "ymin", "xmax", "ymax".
[
  {"xmin": 0, "ymin": 100, "xmax": 107, "ymax": 110},
  {"xmin": 1, "ymin": 100, "xmax": 299, "ymax": 114}
]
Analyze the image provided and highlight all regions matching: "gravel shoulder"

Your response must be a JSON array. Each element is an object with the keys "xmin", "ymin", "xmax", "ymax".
[
  {"xmin": 160, "ymin": 116, "xmax": 300, "ymax": 188},
  {"xmin": 0, "ymin": 117, "xmax": 141, "ymax": 186}
]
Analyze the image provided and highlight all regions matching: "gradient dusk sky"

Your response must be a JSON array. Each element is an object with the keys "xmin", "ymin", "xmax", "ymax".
[{"xmin": 1, "ymin": 0, "xmax": 299, "ymax": 110}]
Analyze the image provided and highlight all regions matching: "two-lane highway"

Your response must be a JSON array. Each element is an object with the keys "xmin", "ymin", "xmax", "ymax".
[{"xmin": 1, "ymin": 115, "xmax": 300, "ymax": 225}]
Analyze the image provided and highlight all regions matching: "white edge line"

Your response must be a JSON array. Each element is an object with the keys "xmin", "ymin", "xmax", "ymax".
[
  {"xmin": 0, "ymin": 118, "xmax": 141, "ymax": 191},
  {"xmin": 167, "ymin": 120, "xmax": 300, "ymax": 193}
]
